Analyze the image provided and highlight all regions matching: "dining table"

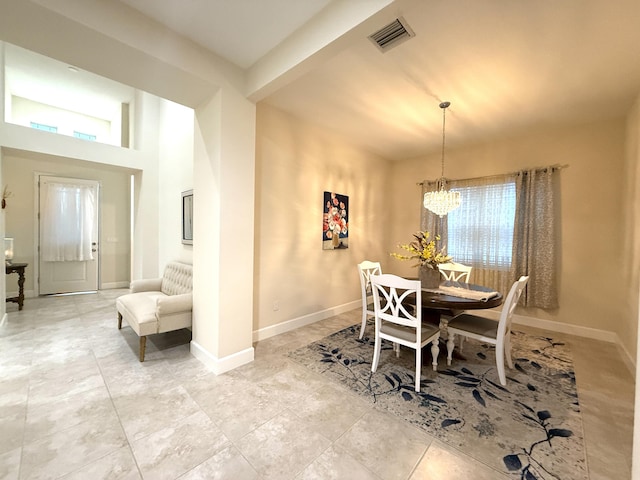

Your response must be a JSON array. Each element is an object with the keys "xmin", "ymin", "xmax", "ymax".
[
  {"xmin": 419, "ymin": 281, "xmax": 503, "ymax": 323},
  {"xmin": 407, "ymin": 279, "xmax": 504, "ymax": 364}
]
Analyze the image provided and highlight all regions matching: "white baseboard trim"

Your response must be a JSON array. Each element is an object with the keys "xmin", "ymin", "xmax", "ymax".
[
  {"xmin": 252, "ymin": 302, "xmax": 636, "ymax": 376},
  {"xmin": 511, "ymin": 312, "xmax": 618, "ymax": 342},
  {"xmin": 615, "ymin": 334, "xmax": 637, "ymax": 377},
  {"xmin": 253, "ymin": 300, "xmax": 360, "ymax": 342},
  {"xmin": 0, "ymin": 313, "xmax": 7, "ymax": 327},
  {"xmin": 7, "ymin": 285, "xmax": 127, "ymax": 299},
  {"xmin": 7, "ymin": 289, "xmax": 37, "ymax": 299},
  {"xmin": 477, "ymin": 310, "xmax": 635, "ymax": 375},
  {"xmin": 101, "ymin": 282, "xmax": 130, "ymax": 289},
  {"xmin": 190, "ymin": 340, "xmax": 254, "ymax": 375}
]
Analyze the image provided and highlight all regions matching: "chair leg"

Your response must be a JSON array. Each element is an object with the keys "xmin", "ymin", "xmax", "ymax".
[
  {"xmin": 430, "ymin": 338, "xmax": 440, "ymax": 371},
  {"xmin": 139, "ymin": 336, "xmax": 146, "ymax": 362},
  {"xmin": 495, "ymin": 341, "xmax": 507, "ymax": 386},
  {"xmin": 414, "ymin": 347, "xmax": 421, "ymax": 392},
  {"xmin": 394, "ymin": 342, "xmax": 400, "ymax": 357},
  {"xmin": 504, "ymin": 332, "xmax": 514, "ymax": 369},
  {"xmin": 359, "ymin": 310, "xmax": 367, "ymax": 339},
  {"xmin": 446, "ymin": 333, "xmax": 456, "ymax": 366},
  {"xmin": 117, "ymin": 312, "xmax": 122, "ymax": 330},
  {"xmin": 371, "ymin": 335, "xmax": 381, "ymax": 372}
]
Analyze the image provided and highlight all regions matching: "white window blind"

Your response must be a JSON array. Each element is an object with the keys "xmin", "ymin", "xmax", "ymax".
[{"xmin": 446, "ymin": 181, "xmax": 516, "ymax": 270}]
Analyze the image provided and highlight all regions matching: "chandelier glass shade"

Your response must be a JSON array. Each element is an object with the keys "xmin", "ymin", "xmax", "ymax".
[
  {"xmin": 423, "ymin": 179, "xmax": 461, "ymax": 217},
  {"xmin": 423, "ymin": 101, "xmax": 462, "ymax": 217}
]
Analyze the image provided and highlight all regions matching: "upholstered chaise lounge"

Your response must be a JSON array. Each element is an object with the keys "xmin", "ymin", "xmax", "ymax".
[{"xmin": 116, "ymin": 261, "xmax": 193, "ymax": 361}]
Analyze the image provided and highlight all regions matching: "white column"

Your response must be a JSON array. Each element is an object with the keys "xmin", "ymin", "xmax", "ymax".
[{"xmin": 191, "ymin": 88, "xmax": 255, "ymax": 373}]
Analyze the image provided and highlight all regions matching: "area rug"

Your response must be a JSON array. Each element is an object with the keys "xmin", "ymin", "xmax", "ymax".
[{"xmin": 288, "ymin": 323, "xmax": 587, "ymax": 480}]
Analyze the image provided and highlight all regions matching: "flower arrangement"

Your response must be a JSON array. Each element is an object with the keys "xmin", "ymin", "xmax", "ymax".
[{"xmin": 390, "ymin": 231, "xmax": 452, "ymax": 270}]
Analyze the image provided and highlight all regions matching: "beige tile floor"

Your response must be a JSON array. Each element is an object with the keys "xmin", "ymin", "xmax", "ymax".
[{"xmin": 0, "ymin": 289, "xmax": 634, "ymax": 479}]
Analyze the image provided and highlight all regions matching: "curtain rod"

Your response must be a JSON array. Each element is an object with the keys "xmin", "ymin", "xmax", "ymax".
[{"xmin": 417, "ymin": 163, "xmax": 569, "ymax": 186}]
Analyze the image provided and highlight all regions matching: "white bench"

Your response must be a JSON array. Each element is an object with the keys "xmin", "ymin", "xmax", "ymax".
[{"xmin": 116, "ymin": 261, "xmax": 193, "ymax": 361}]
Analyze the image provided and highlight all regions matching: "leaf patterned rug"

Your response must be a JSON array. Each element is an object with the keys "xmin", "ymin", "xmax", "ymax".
[{"xmin": 288, "ymin": 323, "xmax": 587, "ymax": 479}]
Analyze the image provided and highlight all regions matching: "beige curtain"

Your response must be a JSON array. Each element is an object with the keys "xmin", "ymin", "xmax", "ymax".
[{"xmin": 513, "ymin": 167, "xmax": 560, "ymax": 308}]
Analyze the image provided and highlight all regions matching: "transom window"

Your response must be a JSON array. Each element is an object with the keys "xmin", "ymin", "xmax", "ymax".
[
  {"xmin": 73, "ymin": 131, "xmax": 97, "ymax": 141},
  {"xmin": 30, "ymin": 121, "xmax": 57, "ymax": 133}
]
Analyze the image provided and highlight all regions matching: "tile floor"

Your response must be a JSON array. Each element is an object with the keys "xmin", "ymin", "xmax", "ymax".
[{"xmin": 0, "ymin": 289, "xmax": 634, "ymax": 479}]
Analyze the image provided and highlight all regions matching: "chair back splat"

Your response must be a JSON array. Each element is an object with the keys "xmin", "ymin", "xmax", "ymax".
[
  {"xmin": 438, "ymin": 261, "xmax": 472, "ymax": 283},
  {"xmin": 370, "ymin": 273, "xmax": 440, "ymax": 392}
]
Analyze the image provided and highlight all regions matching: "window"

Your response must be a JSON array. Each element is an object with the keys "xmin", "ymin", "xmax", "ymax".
[
  {"xmin": 446, "ymin": 180, "xmax": 516, "ymax": 270},
  {"xmin": 30, "ymin": 122, "xmax": 57, "ymax": 133},
  {"xmin": 73, "ymin": 131, "xmax": 97, "ymax": 141}
]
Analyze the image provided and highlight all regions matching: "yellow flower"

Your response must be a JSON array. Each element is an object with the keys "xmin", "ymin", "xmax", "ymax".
[{"xmin": 390, "ymin": 231, "xmax": 452, "ymax": 269}]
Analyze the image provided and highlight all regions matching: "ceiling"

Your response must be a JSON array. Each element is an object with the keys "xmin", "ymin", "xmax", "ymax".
[
  {"xmin": 117, "ymin": 0, "xmax": 640, "ymax": 160},
  {"xmin": 10, "ymin": 0, "xmax": 640, "ymax": 161}
]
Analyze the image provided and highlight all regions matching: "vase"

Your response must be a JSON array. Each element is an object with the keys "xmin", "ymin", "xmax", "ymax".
[
  {"xmin": 419, "ymin": 266, "xmax": 441, "ymax": 289},
  {"xmin": 332, "ymin": 234, "xmax": 340, "ymax": 248}
]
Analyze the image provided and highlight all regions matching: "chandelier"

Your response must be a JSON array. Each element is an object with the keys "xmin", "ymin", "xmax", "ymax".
[{"xmin": 423, "ymin": 101, "xmax": 461, "ymax": 217}]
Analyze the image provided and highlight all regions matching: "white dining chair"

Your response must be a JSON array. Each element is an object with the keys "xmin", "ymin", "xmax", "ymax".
[
  {"xmin": 445, "ymin": 276, "xmax": 529, "ymax": 386},
  {"xmin": 438, "ymin": 261, "xmax": 473, "ymax": 283},
  {"xmin": 370, "ymin": 274, "xmax": 440, "ymax": 392},
  {"xmin": 357, "ymin": 260, "xmax": 382, "ymax": 339},
  {"xmin": 437, "ymin": 261, "xmax": 473, "ymax": 346}
]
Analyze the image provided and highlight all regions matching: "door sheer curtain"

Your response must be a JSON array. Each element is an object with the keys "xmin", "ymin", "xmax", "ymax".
[
  {"xmin": 42, "ymin": 182, "xmax": 96, "ymax": 262},
  {"xmin": 421, "ymin": 166, "xmax": 561, "ymax": 308}
]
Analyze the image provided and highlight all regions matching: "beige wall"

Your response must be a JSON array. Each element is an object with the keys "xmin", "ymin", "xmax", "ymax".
[
  {"xmin": 3, "ymin": 150, "xmax": 131, "ymax": 294},
  {"xmin": 255, "ymin": 104, "xmax": 636, "ymax": 364},
  {"xmin": 254, "ymin": 103, "xmax": 390, "ymax": 332},
  {"xmin": 157, "ymin": 99, "xmax": 194, "ymax": 268},
  {"xmin": 390, "ymin": 118, "xmax": 630, "ymax": 344}
]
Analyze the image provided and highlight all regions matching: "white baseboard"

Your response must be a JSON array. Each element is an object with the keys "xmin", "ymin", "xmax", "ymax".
[
  {"xmin": 512, "ymin": 313, "xmax": 618, "ymax": 342},
  {"xmin": 251, "ymin": 302, "xmax": 636, "ymax": 376},
  {"xmin": 190, "ymin": 340, "xmax": 254, "ymax": 375},
  {"xmin": 7, "ymin": 289, "xmax": 37, "ymax": 299},
  {"xmin": 461, "ymin": 309, "xmax": 635, "ymax": 376},
  {"xmin": 615, "ymin": 334, "xmax": 637, "ymax": 378},
  {"xmin": 253, "ymin": 300, "xmax": 360, "ymax": 342},
  {"xmin": 0, "ymin": 313, "xmax": 7, "ymax": 327},
  {"xmin": 6, "ymin": 285, "xmax": 127, "ymax": 299},
  {"xmin": 101, "ymin": 282, "xmax": 130, "ymax": 289}
]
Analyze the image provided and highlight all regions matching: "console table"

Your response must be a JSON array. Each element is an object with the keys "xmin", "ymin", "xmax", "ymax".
[{"xmin": 6, "ymin": 262, "xmax": 28, "ymax": 310}]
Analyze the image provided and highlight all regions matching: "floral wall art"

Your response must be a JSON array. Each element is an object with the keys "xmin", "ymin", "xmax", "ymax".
[{"xmin": 323, "ymin": 191, "xmax": 348, "ymax": 250}]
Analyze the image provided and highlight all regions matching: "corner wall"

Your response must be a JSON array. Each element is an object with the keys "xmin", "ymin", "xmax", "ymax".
[
  {"xmin": 628, "ymin": 95, "xmax": 640, "ymax": 480},
  {"xmin": 623, "ymin": 99, "xmax": 640, "ymax": 364}
]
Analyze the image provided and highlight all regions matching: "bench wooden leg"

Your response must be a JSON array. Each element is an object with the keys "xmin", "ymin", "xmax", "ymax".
[
  {"xmin": 118, "ymin": 312, "xmax": 123, "ymax": 330},
  {"xmin": 139, "ymin": 336, "xmax": 146, "ymax": 362}
]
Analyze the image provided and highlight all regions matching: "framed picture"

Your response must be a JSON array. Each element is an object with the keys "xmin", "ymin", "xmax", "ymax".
[
  {"xmin": 182, "ymin": 190, "xmax": 193, "ymax": 245},
  {"xmin": 323, "ymin": 191, "xmax": 348, "ymax": 250}
]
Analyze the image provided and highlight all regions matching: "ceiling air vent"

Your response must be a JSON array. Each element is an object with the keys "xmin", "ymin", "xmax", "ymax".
[{"xmin": 368, "ymin": 17, "xmax": 415, "ymax": 52}]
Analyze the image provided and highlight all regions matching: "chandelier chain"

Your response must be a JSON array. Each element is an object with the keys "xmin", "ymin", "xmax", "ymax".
[
  {"xmin": 441, "ymin": 103, "xmax": 446, "ymax": 178},
  {"xmin": 423, "ymin": 100, "xmax": 460, "ymax": 217}
]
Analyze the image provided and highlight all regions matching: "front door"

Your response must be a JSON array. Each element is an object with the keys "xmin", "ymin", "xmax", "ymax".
[{"xmin": 38, "ymin": 175, "xmax": 100, "ymax": 295}]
